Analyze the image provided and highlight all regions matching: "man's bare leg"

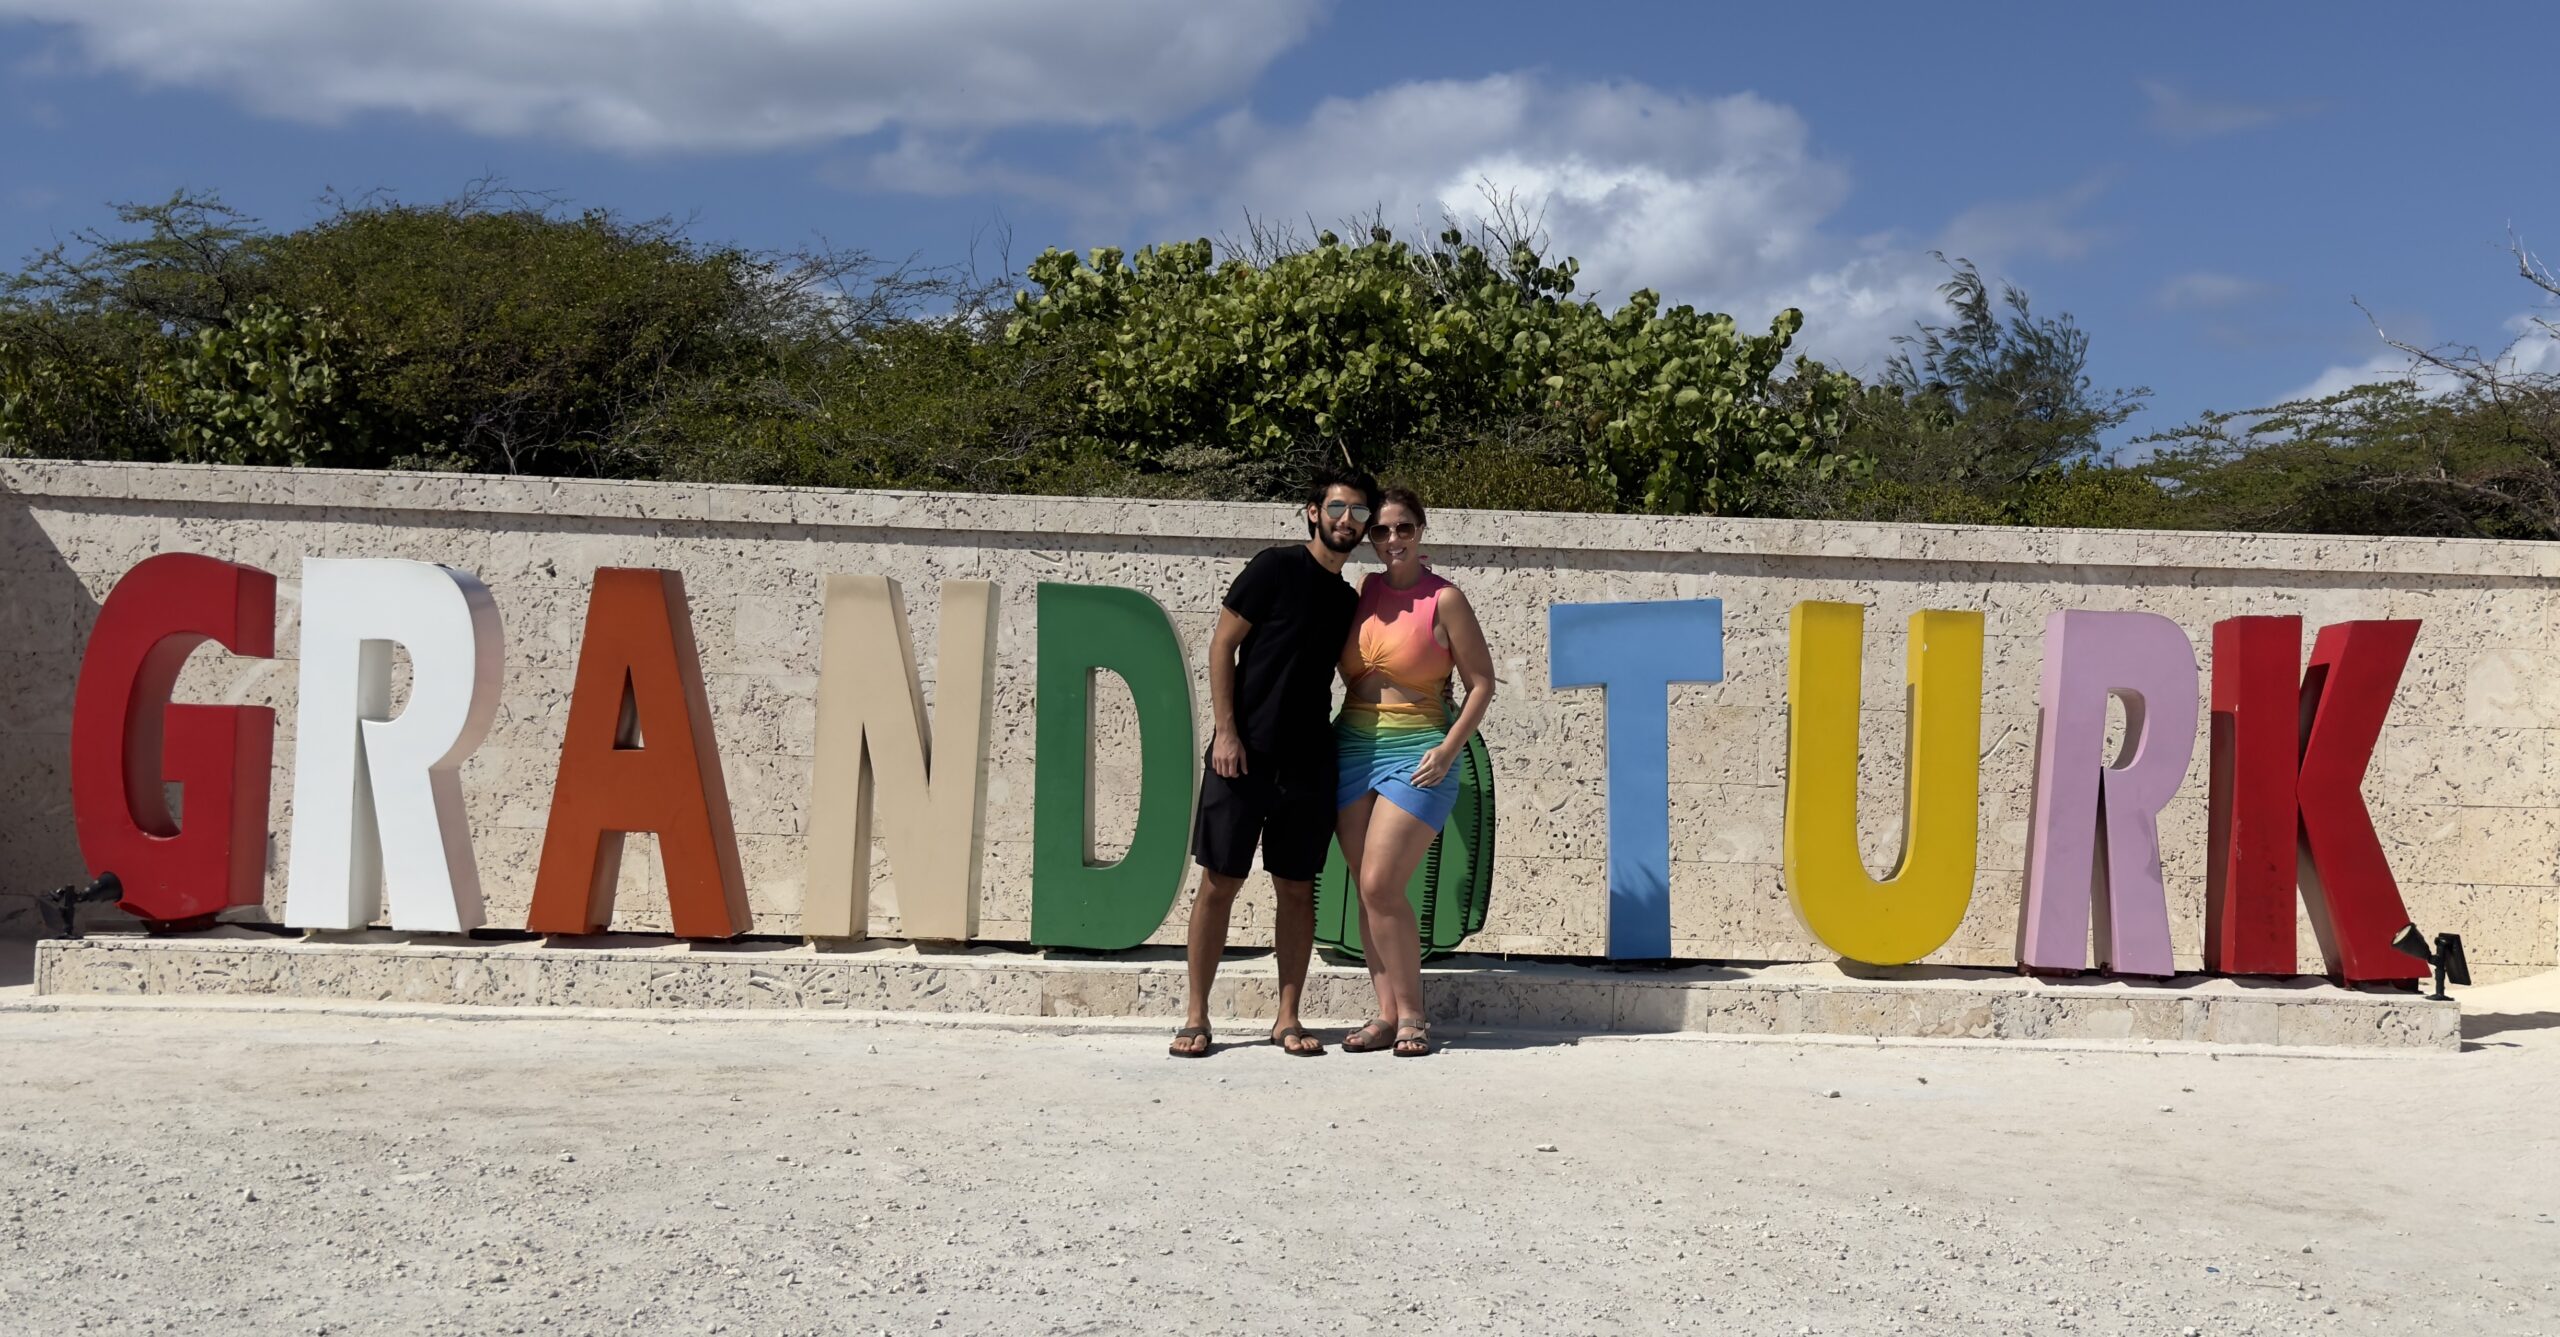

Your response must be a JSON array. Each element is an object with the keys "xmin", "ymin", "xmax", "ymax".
[
  {"xmin": 1269, "ymin": 875, "xmax": 1322, "ymax": 1053},
  {"xmin": 1174, "ymin": 869, "xmax": 1246, "ymax": 1056}
]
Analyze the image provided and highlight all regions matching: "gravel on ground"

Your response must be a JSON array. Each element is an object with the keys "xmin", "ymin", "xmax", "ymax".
[{"xmin": 1, "ymin": 979, "xmax": 2555, "ymax": 1335}]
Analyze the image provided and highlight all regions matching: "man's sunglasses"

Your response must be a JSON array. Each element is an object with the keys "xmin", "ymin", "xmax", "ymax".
[
  {"xmin": 1320, "ymin": 500, "xmax": 1373, "ymax": 523},
  {"xmin": 1366, "ymin": 521, "xmax": 1419, "ymax": 541}
]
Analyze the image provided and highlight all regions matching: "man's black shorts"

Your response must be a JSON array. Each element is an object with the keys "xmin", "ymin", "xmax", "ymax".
[{"xmin": 1191, "ymin": 749, "xmax": 1336, "ymax": 882}]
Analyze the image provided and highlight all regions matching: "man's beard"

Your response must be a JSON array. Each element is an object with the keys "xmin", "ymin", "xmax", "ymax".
[{"xmin": 1318, "ymin": 526, "xmax": 1363, "ymax": 554}]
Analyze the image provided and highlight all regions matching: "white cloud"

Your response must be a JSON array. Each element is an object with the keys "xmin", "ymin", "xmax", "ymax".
[
  {"xmin": 2279, "ymin": 348, "xmax": 2424, "ymax": 404},
  {"xmin": 2139, "ymin": 80, "xmax": 2322, "ymax": 140},
  {"xmin": 2504, "ymin": 313, "xmax": 2560, "ymax": 376},
  {"xmin": 861, "ymin": 74, "xmax": 2076, "ymax": 371},
  {"xmin": 0, "ymin": 0, "xmax": 1323, "ymax": 151},
  {"xmin": 2278, "ymin": 312, "xmax": 2560, "ymax": 403},
  {"xmin": 2154, "ymin": 271, "xmax": 2276, "ymax": 311},
  {"xmin": 1940, "ymin": 175, "xmax": 2115, "ymax": 263}
]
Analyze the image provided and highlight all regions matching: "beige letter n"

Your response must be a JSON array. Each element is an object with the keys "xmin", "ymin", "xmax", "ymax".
[{"xmin": 801, "ymin": 576, "xmax": 998, "ymax": 941}]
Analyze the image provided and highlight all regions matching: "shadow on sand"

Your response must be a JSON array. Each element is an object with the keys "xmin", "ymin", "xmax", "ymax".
[{"xmin": 2464, "ymin": 1010, "xmax": 2560, "ymax": 1041}]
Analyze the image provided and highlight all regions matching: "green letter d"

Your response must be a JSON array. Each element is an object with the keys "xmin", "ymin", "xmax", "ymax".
[{"xmin": 1029, "ymin": 583, "xmax": 1197, "ymax": 949}]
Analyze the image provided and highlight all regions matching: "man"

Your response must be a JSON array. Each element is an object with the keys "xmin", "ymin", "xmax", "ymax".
[{"xmin": 1169, "ymin": 466, "xmax": 1380, "ymax": 1058}]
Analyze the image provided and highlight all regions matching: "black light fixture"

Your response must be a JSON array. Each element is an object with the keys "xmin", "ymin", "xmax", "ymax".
[
  {"xmin": 34, "ymin": 872, "xmax": 123, "ymax": 941},
  {"xmin": 2390, "ymin": 923, "xmax": 2470, "ymax": 1001}
]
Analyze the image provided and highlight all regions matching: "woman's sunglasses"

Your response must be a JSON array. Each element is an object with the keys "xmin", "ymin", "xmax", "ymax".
[
  {"xmin": 1366, "ymin": 521, "xmax": 1419, "ymax": 542},
  {"xmin": 1320, "ymin": 500, "xmax": 1373, "ymax": 524}
]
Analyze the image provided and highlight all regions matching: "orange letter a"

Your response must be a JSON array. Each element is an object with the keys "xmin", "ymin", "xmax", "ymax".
[{"xmin": 527, "ymin": 568, "xmax": 752, "ymax": 938}]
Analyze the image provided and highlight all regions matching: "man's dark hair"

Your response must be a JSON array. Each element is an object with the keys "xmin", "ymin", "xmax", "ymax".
[{"xmin": 1304, "ymin": 466, "xmax": 1383, "ymax": 535}]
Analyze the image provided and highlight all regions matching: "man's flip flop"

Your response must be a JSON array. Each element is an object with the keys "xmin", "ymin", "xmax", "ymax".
[
  {"xmin": 1168, "ymin": 1025, "xmax": 1211, "ymax": 1058},
  {"xmin": 1269, "ymin": 1025, "xmax": 1325, "ymax": 1057}
]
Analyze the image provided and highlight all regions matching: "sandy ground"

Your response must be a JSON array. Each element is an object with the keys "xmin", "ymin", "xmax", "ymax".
[{"xmin": 0, "ymin": 965, "xmax": 2555, "ymax": 1336}]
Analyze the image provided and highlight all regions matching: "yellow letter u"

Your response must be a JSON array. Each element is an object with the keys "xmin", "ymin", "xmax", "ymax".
[{"xmin": 1783, "ymin": 602, "xmax": 1984, "ymax": 965}]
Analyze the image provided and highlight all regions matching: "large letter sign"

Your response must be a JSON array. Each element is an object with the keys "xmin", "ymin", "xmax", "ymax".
[
  {"xmin": 2017, "ymin": 610, "xmax": 2199, "ymax": 976},
  {"xmin": 2296, "ymin": 620, "xmax": 2427, "ymax": 982},
  {"xmin": 1784, "ymin": 603, "xmax": 1983, "ymax": 966},
  {"xmin": 1028, "ymin": 583, "xmax": 1196, "ymax": 950},
  {"xmin": 2207, "ymin": 616, "xmax": 2425, "ymax": 982},
  {"xmin": 69, "ymin": 554, "xmax": 277, "ymax": 927},
  {"xmin": 284, "ymin": 559, "xmax": 505, "ymax": 933},
  {"xmin": 526, "ymin": 568, "xmax": 751, "ymax": 939},
  {"xmin": 1549, "ymin": 599, "xmax": 1723, "ymax": 961},
  {"xmin": 802, "ymin": 576, "xmax": 998, "ymax": 941},
  {"xmin": 2204, "ymin": 615, "xmax": 2302, "ymax": 975},
  {"xmin": 52, "ymin": 536, "xmax": 2473, "ymax": 983}
]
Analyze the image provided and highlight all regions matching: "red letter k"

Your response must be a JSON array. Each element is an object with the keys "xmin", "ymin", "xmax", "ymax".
[{"xmin": 2207, "ymin": 617, "xmax": 2426, "ymax": 983}]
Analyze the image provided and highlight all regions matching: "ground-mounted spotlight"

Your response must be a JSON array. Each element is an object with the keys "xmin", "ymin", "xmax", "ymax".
[
  {"xmin": 2390, "ymin": 923, "xmax": 2470, "ymax": 1001},
  {"xmin": 34, "ymin": 872, "xmax": 123, "ymax": 941},
  {"xmin": 2435, "ymin": 934, "xmax": 2471, "ymax": 992}
]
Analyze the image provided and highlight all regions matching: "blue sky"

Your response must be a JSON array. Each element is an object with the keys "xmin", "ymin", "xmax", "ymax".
[{"xmin": 4, "ymin": 2, "xmax": 2555, "ymax": 449}]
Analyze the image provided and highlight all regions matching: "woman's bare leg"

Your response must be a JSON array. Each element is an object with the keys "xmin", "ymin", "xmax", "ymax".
[
  {"xmin": 1354, "ymin": 798, "xmax": 1439, "ymax": 1035},
  {"xmin": 1334, "ymin": 795, "xmax": 1394, "ymax": 1026}
]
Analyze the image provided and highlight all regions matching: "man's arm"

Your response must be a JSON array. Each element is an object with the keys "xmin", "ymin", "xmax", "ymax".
[{"xmin": 1206, "ymin": 606, "xmax": 1252, "ymax": 778}]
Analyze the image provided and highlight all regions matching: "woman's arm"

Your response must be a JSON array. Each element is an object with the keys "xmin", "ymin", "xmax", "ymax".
[{"xmin": 1412, "ymin": 586, "xmax": 1496, "ymax": 787}]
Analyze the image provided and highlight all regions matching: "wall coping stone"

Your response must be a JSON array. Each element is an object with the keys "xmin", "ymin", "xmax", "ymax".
[{"xmin": 7, "ymin": 458, "xmax": 2555, "ymax": 580}]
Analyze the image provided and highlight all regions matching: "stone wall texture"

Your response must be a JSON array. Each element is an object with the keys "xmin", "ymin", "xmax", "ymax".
[{"xmin": 3, "ymin": 460, "xmax": 2555, "ymax": 976}]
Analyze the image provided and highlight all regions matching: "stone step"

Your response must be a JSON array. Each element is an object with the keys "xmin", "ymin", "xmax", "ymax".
[{"xmin": 31, "ymin": 931, "xmax": 2458, "ymax": 1051}]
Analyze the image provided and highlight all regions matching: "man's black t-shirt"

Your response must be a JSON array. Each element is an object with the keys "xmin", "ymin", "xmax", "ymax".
[{"xmin": 1222, "ymin": 543, "xmax": 1357, "ymax": 765}]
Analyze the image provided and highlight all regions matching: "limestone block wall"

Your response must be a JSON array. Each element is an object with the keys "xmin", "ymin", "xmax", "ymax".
[{"xmin": 2, "ymin": 460, "xmax": 2554, "ymax": 977}]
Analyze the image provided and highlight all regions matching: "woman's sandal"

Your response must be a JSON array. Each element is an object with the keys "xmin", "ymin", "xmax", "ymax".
[
  {"xmin": 1340, "ymin": 1018, "xmax": 1397, "ymax": 1053},
  {"xmin": 1393, "ymin": 1018, "xmax": 1434, "ymax": 1058},
  {"xmin": 1269, "ymin": 1025, "xmax": 1325, "ymax": 1057},
  {"xmin": 1167, "ymin": 1025, "xmax": 1211, "ymax": 1058}
]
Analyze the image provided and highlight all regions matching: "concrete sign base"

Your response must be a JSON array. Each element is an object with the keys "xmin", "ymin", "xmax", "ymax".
[{"xmin": 32, "ymin": 932, "xmax": 2458, "ymax": 1051}]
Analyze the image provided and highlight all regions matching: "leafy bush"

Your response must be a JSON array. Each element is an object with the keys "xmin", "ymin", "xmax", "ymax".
[{"xmin": 1008, "ymin": 227, "xmax": 1862, "ymax": 514}]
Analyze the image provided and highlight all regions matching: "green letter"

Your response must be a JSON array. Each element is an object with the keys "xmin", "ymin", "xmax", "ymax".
[{"xmin": 1030, "ymin": 583, "xmax": 1197, "ymax": 948}]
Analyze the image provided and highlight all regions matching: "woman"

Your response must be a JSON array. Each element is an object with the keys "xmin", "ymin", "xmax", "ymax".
[{"xmin": 1332, "ymin": 488, "xmax": 1496, "ymax": 1058}]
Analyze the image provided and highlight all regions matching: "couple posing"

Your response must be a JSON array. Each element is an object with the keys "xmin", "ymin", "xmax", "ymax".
[{"xmin": 1168, "ymin": 468, "xmax": 1496, "ymax": 1061}]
